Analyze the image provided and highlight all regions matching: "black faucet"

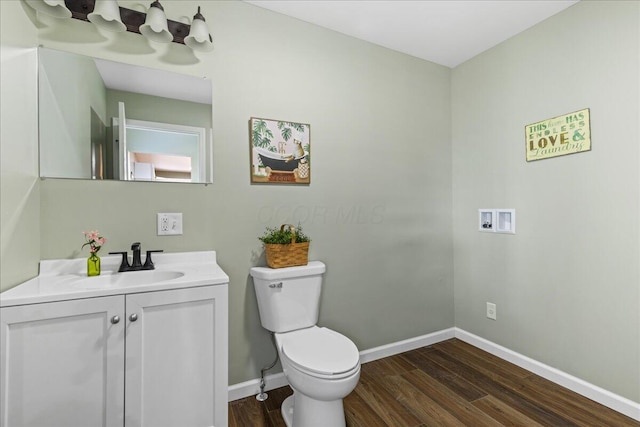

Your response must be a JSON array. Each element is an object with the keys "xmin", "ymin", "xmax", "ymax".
[
  {"xmin": 109, "ymin": 243, "xmax": 163, "ymax": 273},
  {"xmin": 131, "ymin": 242, "xmax": 143, "ymax": 269}
]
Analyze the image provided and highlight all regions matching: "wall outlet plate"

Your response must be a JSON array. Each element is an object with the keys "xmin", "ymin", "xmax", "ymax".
[
  {"xmin": 157, "ymin": 213, "xmax": 183, "ymax": 236},
  {"xmin": 486, "ymin": 302, "xmax": 497, "ymax": 320}
]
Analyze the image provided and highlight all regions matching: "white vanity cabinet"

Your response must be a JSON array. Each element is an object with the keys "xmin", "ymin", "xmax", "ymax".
[
  {"xmin": 125, "ymin": 285, "xmax": 227, "ymax": 427},
  {"xmin": 0, "ymin": 251, "xmax": 229, "ymax": 427},
  {"xmin": 1, "ymin": 296, "xmax": 125, "ymax": 427}
]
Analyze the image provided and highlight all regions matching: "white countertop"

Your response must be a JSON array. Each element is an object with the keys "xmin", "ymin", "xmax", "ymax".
[{"xmin": 0, "ymin": 251, "xmax": 229, "ymax": 307}]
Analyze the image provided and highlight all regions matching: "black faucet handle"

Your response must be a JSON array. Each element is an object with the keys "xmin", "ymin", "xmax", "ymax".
[
  {"xmin": 130, "ymin": 242, "xmax": 143, "ymax": 268},
  {"xmin": 143, "ymin": 250, "xmax": 164, "ymax": 270},
  {"xmin": 108, "ymin": 251, "xmax": 130, "ymax": 272}
]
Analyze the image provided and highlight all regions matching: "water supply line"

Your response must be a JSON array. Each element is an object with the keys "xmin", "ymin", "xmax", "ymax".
[{"xmin": 256, "ymin": 332, "xmax": 279, "ymax": 401}]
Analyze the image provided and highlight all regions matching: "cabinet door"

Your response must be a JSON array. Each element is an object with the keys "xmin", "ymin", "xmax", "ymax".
[
  {"xmin": 125, "ymin": 285, "xmax": 228, "ymax": 427},
  {"xmin": 0, "ymin": 296, "xmax": 125, "ymax": 427}
]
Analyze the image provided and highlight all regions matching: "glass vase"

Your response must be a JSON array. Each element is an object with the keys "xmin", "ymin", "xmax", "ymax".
[{"xmin": 87, "ymin": 252, "xmax": 101, "ymax": 277}]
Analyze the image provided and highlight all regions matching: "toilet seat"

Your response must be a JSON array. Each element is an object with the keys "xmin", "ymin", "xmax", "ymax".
[{"xmin": 279, "ymin": 327, "xmax": 360, "ymax": 379}]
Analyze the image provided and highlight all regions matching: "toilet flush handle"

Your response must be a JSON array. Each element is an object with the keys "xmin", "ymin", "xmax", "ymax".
[{"xmin": 269, "ymin": 282, "xmax": 283, "ymax": 289}]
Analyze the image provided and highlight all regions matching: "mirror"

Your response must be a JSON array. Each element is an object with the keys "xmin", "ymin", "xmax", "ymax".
[{"xmin": 38, "ymin": 47, "xmax": 213, "ymax": 183}]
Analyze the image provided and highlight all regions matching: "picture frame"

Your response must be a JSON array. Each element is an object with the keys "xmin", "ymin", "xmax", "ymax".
[{"xmin": 249, "ymin": 117, "xmax": 311, "ymax": 184}]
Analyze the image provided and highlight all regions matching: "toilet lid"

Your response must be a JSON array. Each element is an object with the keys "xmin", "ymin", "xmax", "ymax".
[{"xmin": 281, "ymin": 327, "xmax": 360, "ymax": 376}]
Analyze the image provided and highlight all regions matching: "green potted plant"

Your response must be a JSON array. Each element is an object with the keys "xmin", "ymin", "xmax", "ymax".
[{"xmin": 259, "ymin": 224, "xmax": 310, "ymax": 268}]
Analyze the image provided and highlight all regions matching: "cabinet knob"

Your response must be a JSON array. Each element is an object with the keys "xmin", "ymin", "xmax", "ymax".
[
  {"xmin": 129, "ymin": 313, "xmax": 138, "ymax": 322},
  {"xmin": 111, "ymin": 315, "xmax": 120, "ymax": 324}
]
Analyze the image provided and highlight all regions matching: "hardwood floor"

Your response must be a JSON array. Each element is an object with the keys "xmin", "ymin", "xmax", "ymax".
[{"xmin": 229, "ymin": 338, "xmax": 640, "ymax": 427}]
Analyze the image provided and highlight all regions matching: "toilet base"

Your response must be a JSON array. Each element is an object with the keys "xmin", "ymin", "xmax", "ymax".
[
  {"xmin": 281, "ymin": 395, "xmax": 294, "ymax": 427},
  {"xmin": 281, "ymin": 391, "xmax": 346, "ymax": 427}
]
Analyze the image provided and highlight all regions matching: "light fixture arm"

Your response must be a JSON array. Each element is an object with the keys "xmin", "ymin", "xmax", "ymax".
[
  {"xmin": 149, "ymin": 0, "xmax": 163, "ymax": 12},
  {"xmin": 193, "ymin": 6, "xmax": 205, "ymax": 22}
]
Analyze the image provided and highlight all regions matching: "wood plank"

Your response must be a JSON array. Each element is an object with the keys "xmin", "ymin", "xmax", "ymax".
[
  {"xmin": 343, "ymin": 389, "xmax": 389, "ymax": 427},
  {"xmin": 356, "ymin": 368, "xmax": 424, "ymax": 427},
  {"xmin": 384, "ymin": 352, "xmax": 422, "ymax": 373},
  {"xmin": 401, "ymin": 348, "xmax": 487, "ymax": 402},
  {"xmin": 438, "ymin": 340, "xmax": 640, "ymax": 427},
  {"xmin": 400, "ymin": 368, "xmax": 502, "ymax": 427},
  {"xmin": 382, "ymin": 372, "xmax": 468, "ymax": 426},
  {"xmin": 472, "ymin": 395, "xmax": 546, "ymax": 427},
  {"xmin": 434, "ymin": 339, "xmax": 532, "ymax": 380},
  {"xmin": 228, "ymin": 402, "xmax": 240, "ymax": 427},
  {"xmin": 267, "ymin": 409, "xmax": 288, "ymax": 427},
  {"xmin": 424, "ymin": 348, "xmax": 581, "ymax": 426},
  {"xmin": 229, "ymin": 397, "xmax": 271, "ymax": 427},
  {"xmin": 362, "ymin": 353, "xmax": 417, "ymax": 378}
]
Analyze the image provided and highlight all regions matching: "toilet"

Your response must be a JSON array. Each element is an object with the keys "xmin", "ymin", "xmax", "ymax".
[{"xmin": 250, "ymin": 261, "xmax": 361, "ymax": 427}]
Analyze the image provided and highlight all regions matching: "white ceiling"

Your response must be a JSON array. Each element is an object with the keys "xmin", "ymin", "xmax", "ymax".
[
  {"xmin": 244, "ymin": 0, "xmax": 580, "ymax": 68},
  {"xmin": 94, "ymin": 58, "xmax": 212, "ymax": 105}
]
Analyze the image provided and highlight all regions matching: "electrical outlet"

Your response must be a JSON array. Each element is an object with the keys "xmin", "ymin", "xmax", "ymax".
[
  {"xmin": 160, "ymin": 216, "xmax": 169, "ymax": 232},
  {"xmin": 486, "ymin": 302, "xmax": 497, "ymax": 320},
  {"xmin": 157, "ymin": 213, "xmax": 183, "ymax": 236}
]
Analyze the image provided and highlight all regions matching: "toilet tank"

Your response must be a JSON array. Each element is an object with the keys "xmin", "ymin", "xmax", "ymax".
[{"xmin": 250, "ymin": 261, "xmax": 326, "ymax": 333}]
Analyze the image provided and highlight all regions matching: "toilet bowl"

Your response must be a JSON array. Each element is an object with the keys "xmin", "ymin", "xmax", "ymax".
[
  {"xmin": 250, "ymin": 262, "xmax": 361, "ymax": 427},
  {"xmin": 276, "ymin": 327, "xmax": 360, "ymax": 427}
]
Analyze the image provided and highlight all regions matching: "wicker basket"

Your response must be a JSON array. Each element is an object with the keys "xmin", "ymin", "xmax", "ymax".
[{"xmin": 264, "ymin": 224, "xmax": 309, "ymax": 268}]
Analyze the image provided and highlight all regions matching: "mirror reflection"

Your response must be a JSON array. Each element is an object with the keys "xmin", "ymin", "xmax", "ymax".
[{"xmin": 38, "ymin": 47, "xmax": 213, "ymax": 183}]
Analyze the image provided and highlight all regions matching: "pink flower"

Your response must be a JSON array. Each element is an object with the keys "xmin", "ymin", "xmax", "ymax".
[
  {"xmin": 84, "ymin": 230, "xmax": 99, "ymax": 241},
  {"xmin": 82, "ymin": 230, "xmax": 106, "ymax": 254}
]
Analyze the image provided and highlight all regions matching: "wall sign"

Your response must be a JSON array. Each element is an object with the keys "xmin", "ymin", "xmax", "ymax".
[{"xmin": 525, "ymin": 108, "xmax": 591, "ymax": 162}]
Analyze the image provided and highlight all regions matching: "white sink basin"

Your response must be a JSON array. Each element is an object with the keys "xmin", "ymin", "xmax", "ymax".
[{"xmin": 68, "ymin": 270, "xmax": 185, "ymax": 288}]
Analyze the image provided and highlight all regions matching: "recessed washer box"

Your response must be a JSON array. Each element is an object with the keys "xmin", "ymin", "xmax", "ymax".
[
  {"xmin": 478, "ymin": 209, "xmax": 516, "ymax": 234},
  {"xmin": 496, "ymin": 209, "xmax": 516, "ymax": 234},
  {"xmin": 478, "ymin": 209, "xmax": 495, "ymax": 232}
]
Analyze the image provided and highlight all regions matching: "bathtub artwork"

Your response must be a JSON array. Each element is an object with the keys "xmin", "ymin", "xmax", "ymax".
[{"xmin": 250, "ymin": 117, "xmax": 311, "ymax": 184}]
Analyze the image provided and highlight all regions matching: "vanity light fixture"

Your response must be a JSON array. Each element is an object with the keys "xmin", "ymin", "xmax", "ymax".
[
  {"xmin": 184, "ymin": 6, "xmax": 214, "ymax": 52},
  {"xmin": 25, "ymin": 0, "xmax": 72, "ymax": 19},
  {"xmin": 87, "ymin": 0, "xmax": 126, "ymax": 32},
  {"xmin": 25, "ymin": 0, "xmax": 213, "ymax": 53},
  {"xmin": 139, "ymin": 0, "xmax": 173, "ymax": 44}
]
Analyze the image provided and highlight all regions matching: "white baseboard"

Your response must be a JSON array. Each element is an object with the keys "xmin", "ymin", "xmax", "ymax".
[
  {"xmin": 454, "ymin": 328, "xmax": 640, "ymax": 422},
  {"xmin": 359, "ymin": 327, "xmax": 456, "ymax": 364},
  {"xmin": 227, "ymin": 327, "xmax": 640, "ymax": 422},
  {"xmin": 228, "ymin": 371, "xmax": 288, "ymax": 402}
]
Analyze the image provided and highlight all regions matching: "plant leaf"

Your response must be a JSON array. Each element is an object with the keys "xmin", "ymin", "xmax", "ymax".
[{"xmin": 281, "ymin": 127, "xmax": 292, "ymax": 141}]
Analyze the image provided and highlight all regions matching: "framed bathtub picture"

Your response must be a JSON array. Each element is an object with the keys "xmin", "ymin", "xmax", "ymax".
[{"xmin": 250, "ymin": 117, "xmax": 311, "ymax": 184}]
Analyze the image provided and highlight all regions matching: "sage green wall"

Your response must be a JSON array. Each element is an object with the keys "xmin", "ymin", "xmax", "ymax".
[
  {"xmin": 451, "ymin": 0, "xmax": 639, "ymax": 402},
  {"xmin": 8, "ymin": 0, "xmax": 453, "ymax": 385},
  {"xmin": 0, "ymin": 1, "xmax": 40, "ymax": 292},
  {"xmin": 39, "ymin": 48, "xmax": 106, "ymax": 178},
  {"xmin": 106, "ymin": 89, "xmax": 212, "ymax": 130}
]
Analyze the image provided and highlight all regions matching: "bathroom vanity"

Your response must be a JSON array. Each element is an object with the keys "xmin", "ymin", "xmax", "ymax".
[{"xmin": 0, "ymin": 251, "xmax": 228, "ymax": 427}]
